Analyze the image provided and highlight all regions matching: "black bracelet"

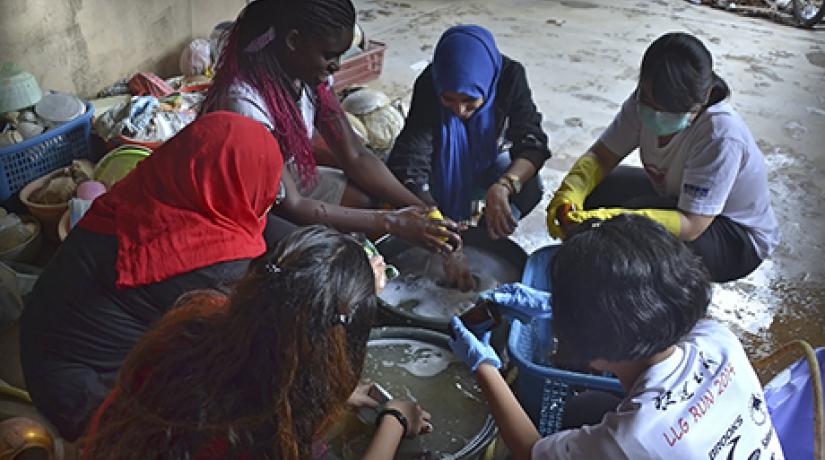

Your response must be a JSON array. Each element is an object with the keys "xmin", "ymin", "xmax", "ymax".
[{"xmin": 376, "ymin": 407, "xmax": 408, "ymax": 437}]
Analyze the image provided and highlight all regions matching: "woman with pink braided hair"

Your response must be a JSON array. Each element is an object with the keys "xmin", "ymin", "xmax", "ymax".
[{"xmin": 204, "ymin": 0, "xmax": 462, "ymax": 253}]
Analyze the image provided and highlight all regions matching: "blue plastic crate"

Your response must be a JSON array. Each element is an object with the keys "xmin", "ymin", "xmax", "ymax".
[
  {"xmin": 0, "ymin": 102, "xmax": 95, "ymax": 202},
  {"xmin": 507, "ymin": 245, "xmax": 624, "ymax": 435}
]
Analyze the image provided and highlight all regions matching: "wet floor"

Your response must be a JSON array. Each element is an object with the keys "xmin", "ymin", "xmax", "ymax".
[{"xmin": 355, "ymin": 0, "xmax": 825, "ymax": 364}]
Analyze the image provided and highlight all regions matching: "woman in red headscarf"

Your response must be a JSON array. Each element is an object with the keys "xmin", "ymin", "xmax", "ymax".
[{"xmin": 19, "ymin": 112, "xmax": 285, "ymax": 441}]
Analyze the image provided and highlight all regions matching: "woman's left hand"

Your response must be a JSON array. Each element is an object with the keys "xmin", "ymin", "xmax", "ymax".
[
  {"xmin": 484, "ymin": 183, "xmax": 517, "ymax": 240},
  {"xmin": 347, "ymin": 383, "xmax": 380, "ymax": 410}
]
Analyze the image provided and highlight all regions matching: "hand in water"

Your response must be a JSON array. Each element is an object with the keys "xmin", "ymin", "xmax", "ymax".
[
  {"xmin": 442, "ymin": 250, "xmax": 477, "ymax": 292},
  {"xmin": 384, "ymin": 400, "xmax": 433, "ymax": 438},
  {"xmin": 484, "ymin": 183, "xmax": 517, "ymax": 240},
  {"xmin": 479, "ymin": 282, "xmax": 551, "ymax": 323},
  {"xmin": 448, "ymin": 317, "xmax": 502, "ymax": 372},
  {"xmin": 347, "ymin": 383, "xmax": 380, "ymax": 410},
  {"xmin": 386, "ymin": 207, "xmax": 463, "ymax": 254}
]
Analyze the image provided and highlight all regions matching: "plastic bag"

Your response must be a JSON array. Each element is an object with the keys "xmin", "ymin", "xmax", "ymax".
[
  {"xmin": 209, "ymin": 21, "xmax": 234, "ymax": 63},
  {"xmin": 180, "ymin": 39, "xmax": 212, "ymax": 77},
  {"xmin": 763, "ymin": 346, "xmax": 825, "ymax": 460},
  {"xmin": 0, "ymin": 213, "xmax": 32, "ymax": 251}
]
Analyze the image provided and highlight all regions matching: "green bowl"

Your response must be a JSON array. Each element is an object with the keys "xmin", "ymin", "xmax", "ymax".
[{"xmin": 0, "ymin": 63, "xmax": 42, "ymax": 113}]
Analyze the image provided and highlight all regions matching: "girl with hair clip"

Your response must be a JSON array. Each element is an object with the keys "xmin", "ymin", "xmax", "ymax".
[
  {"xmin": 204, "ymin": 0, "xmax": 462, "ymax": 254},
  {"xmin": 449, "ymin": 215, "xmax": 784, "ymax": 459},
  {"xmin": 81, "ymin": 226, "xmax": 432, "ymax": 460},
  {"xmin": 547, "ymin": 32, "xmax": 779, "ymax": 282}
]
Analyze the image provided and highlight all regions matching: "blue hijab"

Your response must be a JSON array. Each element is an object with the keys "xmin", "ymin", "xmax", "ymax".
[{"xmin": 431, "ymin": 25, "xmax": 503, "ymax": 221}]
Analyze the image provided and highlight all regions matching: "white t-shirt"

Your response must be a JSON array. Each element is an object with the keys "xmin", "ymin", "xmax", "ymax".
[
  {"xmin": 532, "ymin": 320, "xmax": 784, "ymax": 460},
  {"xmin": 599, "ymin": 94, "xmax": 779, "ymax": 259},
  {"xmin": 212, "ymin": 80, "xmax": 317, "ymax": 139}
]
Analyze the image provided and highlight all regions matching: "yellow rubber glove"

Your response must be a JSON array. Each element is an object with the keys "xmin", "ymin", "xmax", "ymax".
[
  {"xmin": 427, "ymin": 208, "xmax": 449, "ymax": 242},
  {"xmin": 566, "ymin": 208, "xmax": 683, "ymax": 237},
  {"xmin": 546, "ymin": 154, "xmax": 605, "ymax": 239}
]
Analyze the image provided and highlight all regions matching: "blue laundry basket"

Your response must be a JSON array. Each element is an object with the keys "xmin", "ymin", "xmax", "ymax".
[
  {"xmin": 507, "ymin": 245, "xmax": 624, "ymax": 435},
  {"xmin": 0, "ymin": 102, "xmax": 95, "ymax": 203}
]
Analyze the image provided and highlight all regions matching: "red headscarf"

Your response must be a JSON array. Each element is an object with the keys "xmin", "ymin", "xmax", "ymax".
[{"xmin": 80, "ymin": 112, "xmax": 283, "ymax": 289}]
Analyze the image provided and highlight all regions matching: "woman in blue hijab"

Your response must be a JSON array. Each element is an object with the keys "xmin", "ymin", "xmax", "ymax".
[{"xmin": 389, "ymin": 25, "xmax": 551, "ymax": 290}]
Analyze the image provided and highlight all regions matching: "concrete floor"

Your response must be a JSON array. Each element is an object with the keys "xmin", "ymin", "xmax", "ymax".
[{"xmin": 356, "ymin": 0, "xmax": 825, "ymax": 363}]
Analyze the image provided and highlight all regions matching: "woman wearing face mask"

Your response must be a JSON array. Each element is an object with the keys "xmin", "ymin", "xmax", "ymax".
[
  {"xmin": 203, "ymin": 0, "xmax": 461, "ymax": 254},
  {"xmin": 547, "ymin": 32, "xmax": 779, "ymax": 282},
  {"xmin": 388, "ymin": 25, "xmax": 551, "ymax": 290}
]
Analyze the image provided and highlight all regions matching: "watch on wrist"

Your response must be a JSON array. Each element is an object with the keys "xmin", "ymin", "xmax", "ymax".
[{"xmin": 376, "ymin": 407, "xmax": 409, "ymax": 437}]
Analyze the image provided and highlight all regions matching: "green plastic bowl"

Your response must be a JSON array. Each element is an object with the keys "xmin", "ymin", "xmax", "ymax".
[
  {"xmin": 0, "ymin": 63, "xmax": 42, "ymax": 113},
  {"xmin": 93, "ymin": 145, "xmax": 152, "ymax": 188}
]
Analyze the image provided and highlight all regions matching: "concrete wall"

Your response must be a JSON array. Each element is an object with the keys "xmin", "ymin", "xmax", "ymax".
[{"xmin": 0, "ymin": 0, "xmax": 247, "ymax": 99}]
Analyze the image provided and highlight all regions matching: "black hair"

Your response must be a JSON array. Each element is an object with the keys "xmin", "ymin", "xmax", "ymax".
[
  {"xmin": 236, "ymin": 0, "xmax": 355, "ymax": 53},
  {"xmin": 232, "ymin": 224, "xmax": 377, "ymax": 381},
  {"xmin": 205, "ymin": 0, "xmax": 354, "ymax": 188},
  {"xmin": 550, "ymin": 215, "xmax": 711, "ymax": 364},
  {"xmin": 639, "ymin": 32, "xmax": 730, "ymax": 113}
]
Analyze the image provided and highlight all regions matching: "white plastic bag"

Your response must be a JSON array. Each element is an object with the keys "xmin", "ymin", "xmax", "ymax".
[{"xmin": 179, "ymin": 39, "xmax": 212, "ymax": 77}]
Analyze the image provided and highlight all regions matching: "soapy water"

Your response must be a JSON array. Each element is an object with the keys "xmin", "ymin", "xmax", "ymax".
[
  {"xmin": 379, "ymin": 246, "xmax": 521, "ymax": 319},
  {"xmin": 374, "ymin": 339, "xmax": 455, "ymax": 378},
  {"xmin": 327, "ymin": 339, "xmax": 491, "ymax": 459}
]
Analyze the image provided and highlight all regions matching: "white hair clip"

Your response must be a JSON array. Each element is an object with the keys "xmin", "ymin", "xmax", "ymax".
[
  {"xmin": 264, "ymin": 263, "xmax": 281, "ymax": 274},
  {"xmin": 332, "ymin": 314, "xmax": 352, "ymax": 326},
  {"xmin": 245, "ymin": 26, "xmax": 276, "ymax": 53}
]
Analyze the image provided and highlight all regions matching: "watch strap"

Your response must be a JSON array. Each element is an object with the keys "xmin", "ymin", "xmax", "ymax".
[{"xmin": 376, "ymin": 407, "xmax": 409, "ymax": 437}]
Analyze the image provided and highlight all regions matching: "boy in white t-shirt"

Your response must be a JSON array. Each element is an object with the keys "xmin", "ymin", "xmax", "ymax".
[{"xmin": 449, "ymin": 215, "xmax": 784, "ymax": 459}]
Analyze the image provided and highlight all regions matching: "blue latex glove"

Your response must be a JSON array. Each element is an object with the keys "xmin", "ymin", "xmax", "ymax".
[
  {"xmin": 479, "ymin": 282, "xmax": 552, "ymax": 323},
  {"xmin": 448, "ymin": 317, "xmax": 502, "ymax": 372}
]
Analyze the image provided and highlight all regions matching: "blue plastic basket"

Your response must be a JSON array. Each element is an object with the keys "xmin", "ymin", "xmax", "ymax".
[
  {"xmin": 507, "ymin": 245, "xmax": 624, "ymax": 435},
  {"xmin": 0, "ymin": 102, "xmax": 95, "ymax": 202}
]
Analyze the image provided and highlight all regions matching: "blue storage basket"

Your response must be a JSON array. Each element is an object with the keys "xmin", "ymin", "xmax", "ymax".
[
  {"xmin": 0, "ymin": 102, "xmax": 95, "ymax": 202},
  {"xmin": 507, "ymin": 245, "xmax": 624, "ymax": 435}
]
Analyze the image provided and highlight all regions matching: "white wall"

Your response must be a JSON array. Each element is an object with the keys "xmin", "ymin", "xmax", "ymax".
[{"xmin": 0, "ymin": 0, "xmax": 247, "ymax": 98}]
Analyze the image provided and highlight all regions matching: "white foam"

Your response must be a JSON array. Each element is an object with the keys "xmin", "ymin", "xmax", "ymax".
[{"xmin": 369, "ymin": 338, "xmax": 456, "ymax": 378}]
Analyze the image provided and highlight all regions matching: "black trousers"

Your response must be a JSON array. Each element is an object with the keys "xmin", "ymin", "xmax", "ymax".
[
  {"xmin": 585, "ymin": 166, "xmax": 763, "ymax": 282},
  {"xmin": 263, "ymin": 212, "xmax": 298, "ymax": 249}
]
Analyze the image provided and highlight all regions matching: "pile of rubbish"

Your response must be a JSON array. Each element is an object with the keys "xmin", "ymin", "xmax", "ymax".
[
  {"xmin": 341, "ymin": 87, "xmax": 405, "ymax": 159},
  {"xmin": 93, "ymin": 37, "xmax": 217, "ymax": 146},
  {"xmin": 686, "ymin": 0, "xmax": 823, "ymax": 27}
]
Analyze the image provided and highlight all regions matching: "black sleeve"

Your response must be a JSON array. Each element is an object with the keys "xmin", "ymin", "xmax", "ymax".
[
  {"xmin": 387, "ymin": 67, "xmax": 438, "ymax": 203},
  {"xmin": 502, "ymin": 60, "xmax": 551, "ymax": 169}
]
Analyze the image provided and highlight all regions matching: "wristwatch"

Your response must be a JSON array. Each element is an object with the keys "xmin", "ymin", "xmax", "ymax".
[{"xmin": 500, "ymin": 173, "xmax": 522, "ymax": 194}]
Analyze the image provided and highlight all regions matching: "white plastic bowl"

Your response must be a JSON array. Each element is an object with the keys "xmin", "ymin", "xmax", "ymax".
[{"xmin": 35, "ymin": 93, "xmax": 86, "ymax": 128}]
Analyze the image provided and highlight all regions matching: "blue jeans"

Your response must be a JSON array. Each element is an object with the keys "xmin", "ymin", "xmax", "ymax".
[{"xmin": 475, "ymin": 152, "xmax": 544, "ymax": 222}]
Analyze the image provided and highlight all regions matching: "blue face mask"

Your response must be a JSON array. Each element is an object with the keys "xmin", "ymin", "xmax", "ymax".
[{"xmin": 638, "ymin": 103, "xmax": 692, "ymax": 136}]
